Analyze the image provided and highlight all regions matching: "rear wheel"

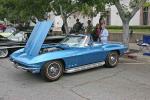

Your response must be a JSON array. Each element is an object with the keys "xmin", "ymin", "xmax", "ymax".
[
  {"xmin": 104, "ymin": 51, "xmax": 119, "ymax": 68},
  {"xmin": 0, "ymin": 49, "xmax": 8, "ymax": 58},
  {"xmin": 41, "ymin": 60, "xmax": 64, "ymax": 81}
]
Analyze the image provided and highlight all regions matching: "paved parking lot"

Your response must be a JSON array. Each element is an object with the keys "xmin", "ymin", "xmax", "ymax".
[{"xmin": 0, "ymin": 58, "xmax": 150, "ymax": 100}]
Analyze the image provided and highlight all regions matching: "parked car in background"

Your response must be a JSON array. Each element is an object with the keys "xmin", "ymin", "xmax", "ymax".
[
  {"xmin": 0, "ymin": 27, "xmax": 64, "ymax": 58},
  {"xmin": 0, "ymin": 24, "xmax": 6, "ymax": 32},
  {"xmin": 0, "ymin": 31, "xmax": 27, "ymax": 58},
  {"xmin": 10, "ymin": 20, "xmax": 128, "ymax": 82},
  {"xmin": 0, "ymin": 26, "xmax": 16, "ymax": 37}
]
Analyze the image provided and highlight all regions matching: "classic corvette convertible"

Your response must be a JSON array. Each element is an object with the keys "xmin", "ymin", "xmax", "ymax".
[{"xmin": 10, "ymin": 20, "xmax": 127, "ymax": 81}]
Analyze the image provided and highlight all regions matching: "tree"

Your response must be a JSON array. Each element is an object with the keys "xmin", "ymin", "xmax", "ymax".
[
  {"xmin": 78, "ymin": 0, "xmax": 109, "ymax": 21},
  {"xmin": 0, "ymin": 0, "xmax": 52, "ymax": 22},
  {"xmin": 50, "ymin": 0, "xmax": 109, "ymax": 34},
  {"xmin": 0, "ymin": 0, "xmax": 18, "ymax": 21},
  {"xmin": 79, "ymin": 0, "xmax": 146, "ymax": 47},
  {"xmin": 113, "ymin": 0, "xmax": 147, "ymax": 46},
  {"xmin": 50, "ymin": 0, "xmax": 81, "ymax": 34},
  {"xmin": 18, "ymin": 0, "xmax": 52, "ymax": 21}
]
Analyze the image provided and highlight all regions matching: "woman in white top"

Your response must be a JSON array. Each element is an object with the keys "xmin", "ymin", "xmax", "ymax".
[{"xmin": 99, "ymin": 20, "xmax": 109, "ymax": 43}]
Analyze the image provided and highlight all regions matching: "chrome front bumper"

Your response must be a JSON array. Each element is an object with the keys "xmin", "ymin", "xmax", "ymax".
[{"xmin": 11, "ymin": 61, "xmax": 40, "ymax": 73}]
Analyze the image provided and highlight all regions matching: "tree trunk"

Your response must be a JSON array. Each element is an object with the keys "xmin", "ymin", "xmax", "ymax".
[
  {"xmin": 114, "ymin": 0, "xmax": 146, "ymax": 50},
  {"xmin": 59, "ymin": 5, "xmax": 69, "ymax": 34},
  {"xmin": 122, "ymin": 21, "xmax": 130, "ymax": 47},
  {"xmin": 63, "ymin": 17, "xmax": 69, "ymax": 34}
]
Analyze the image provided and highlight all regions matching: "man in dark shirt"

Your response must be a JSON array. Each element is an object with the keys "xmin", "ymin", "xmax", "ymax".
[
  {"xmin": 72, "ymin": 19, "xmax": 82, "ymax": 33},
  {"xmin": 86, "ymin": 20, "xmax": 93, "ymax": 34}
]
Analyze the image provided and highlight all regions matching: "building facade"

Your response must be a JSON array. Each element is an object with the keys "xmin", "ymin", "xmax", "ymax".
[
  {"xmin": 67, "ymin": 6, "xmax": 150, "ymax": 27},
  {"xmin": 110, "ymin": 5, "xmax": 150, "ymax": 26},
  {"xmin": 48, "ymin": 1, "xmax": 150, "ymax": 29}
]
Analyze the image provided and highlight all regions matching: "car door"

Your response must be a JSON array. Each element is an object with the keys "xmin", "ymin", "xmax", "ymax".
[{"xmin": 75, "ymin": 44, "xmax": 107, "ymax": 66}]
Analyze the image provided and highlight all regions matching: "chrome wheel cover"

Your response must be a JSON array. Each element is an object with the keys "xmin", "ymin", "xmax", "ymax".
[
  {"xmin": 109, "ymin": 53, "xmax": 118, "ymax": 66},
  {"xmin": 0, "ymin": 49, "xmax": 8, "ymax": 58},
  {"xmin": 46, "ymin": 62, "xmax": 62, "ymax": 79}
]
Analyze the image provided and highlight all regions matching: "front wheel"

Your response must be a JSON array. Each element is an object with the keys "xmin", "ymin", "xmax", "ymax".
[
  {"xmin": 41, "ymin": 60, "xmax": 64, "ymax": 82},
  {"xmin": 104, "ymin": 51, "xmax": 119, "ymax": 68},
  {"xmin": 0, "ymin": 49, "xmax": 8, "ymax": 58}
]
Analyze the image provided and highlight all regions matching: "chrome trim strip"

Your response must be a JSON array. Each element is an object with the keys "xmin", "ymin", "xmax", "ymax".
[
  {"xmin": 64, "ymin": 61, "xmax": 105, "ymax": 73},
  {"xmin": 0, "ymin": 46, "xmax": 24, "ymax": 49},
  {"xmin": 12, "ymin": 62, "xmax": 40, "ymax": 73}
]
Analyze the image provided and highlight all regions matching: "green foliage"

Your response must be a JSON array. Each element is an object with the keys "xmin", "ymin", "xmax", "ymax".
[
  {"xmin": 50, "ymin": 0, "xmax": 79, "ymax": 17},
  {"xmin": 106, "ymin": 25, "xmax": 150, "ymax": 29},
  {"xmin": 0, "ymin": 0, "xmax": 16, "ymax": 20},
  {"xmin": 129, "ymin": 0, "xmax": 140, "ymax": 8},
  {"xmin": 78, "ymin": 0, "xmax": 110, "ymax": 17},
  {"xmin": 49, "ymin": 0, "xmax": 112, "ymax": 18},
  {"xmin": 0, "ymin": 0, "xmax": 52, "ymax": 22},
  {"xmin": 144, "ymin": 2, "xmax": 150, "ymax": 7},
  {"xmin": 0, "ymin": 0, "xmax": 115, "ymax": 23},
  {"xmin": 17, "ymin": 0, "xmax": 52, "ymax": 21}
]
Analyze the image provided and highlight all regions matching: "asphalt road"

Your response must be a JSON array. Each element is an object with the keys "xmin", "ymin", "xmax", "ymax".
[{"xmin": 0, "ymin": 58, "xmax": 150, "ymax": 100}]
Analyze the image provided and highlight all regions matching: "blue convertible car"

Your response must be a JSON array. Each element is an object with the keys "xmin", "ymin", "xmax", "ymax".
[{"xmin": 10, "ymin": 20, "xmax": 127, "ymax": 81}]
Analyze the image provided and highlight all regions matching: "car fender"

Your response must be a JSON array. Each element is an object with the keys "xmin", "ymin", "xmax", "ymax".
[{"xmin": 102, "ymin": 44, "xmax": 127, "ymax": 55}]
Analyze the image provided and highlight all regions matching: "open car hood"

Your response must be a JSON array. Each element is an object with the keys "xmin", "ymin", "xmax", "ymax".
[{"xmin": 24, "ymin": 20, "xmax": 53, "ymax": 57}]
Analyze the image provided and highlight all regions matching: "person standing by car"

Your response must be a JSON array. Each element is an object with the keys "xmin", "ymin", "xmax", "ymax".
[
  {"xmin": 61, "ymin": 24, "xmax": 66, "ymax": 34},
  {"xmin": 99, "ymin": 20, "xmax": 109, "ymax": 43},
  {"xmin": 92, "ymin": 24, "xmax": 100, "ymax": 41},
  {"xmin": 72, "ymin": 19, "xmax": 82, "ymax": 34},
  {"xmin": 86, "ymin": 20, "xmax": 93, "ymax": 34}
]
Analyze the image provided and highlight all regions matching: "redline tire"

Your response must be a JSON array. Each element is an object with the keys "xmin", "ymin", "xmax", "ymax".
[
  {"xmin": 41, "ymin": 60, "xmax": 64, "ymax": 82},
  {"xmin": 105, "ymin": 51, "xmax": 119, "ymax": 68},
  {"xmin": 0, "ymin": 49, "xmax": 8, "ymax": 58}
]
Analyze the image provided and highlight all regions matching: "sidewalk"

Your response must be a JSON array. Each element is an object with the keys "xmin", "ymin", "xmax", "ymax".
[{"xmin": 124, "ymin": 43, "xmax": 150, "ymax": 63}]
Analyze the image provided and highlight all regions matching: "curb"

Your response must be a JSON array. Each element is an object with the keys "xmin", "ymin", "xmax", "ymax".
[{"xmin": 123, "ymin": 49, "xmax": 150, "ymax": 63}]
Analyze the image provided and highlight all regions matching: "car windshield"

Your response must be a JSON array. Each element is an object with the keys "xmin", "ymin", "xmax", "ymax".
[{"xmin": 60, "ymin": 35, "xmax": 89, "ymax": 47}]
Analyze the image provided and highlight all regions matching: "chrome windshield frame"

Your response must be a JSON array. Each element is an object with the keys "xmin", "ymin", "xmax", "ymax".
[{"xmin": 60, "ymin": 35, "xmax": 91, "ymax": 47}]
